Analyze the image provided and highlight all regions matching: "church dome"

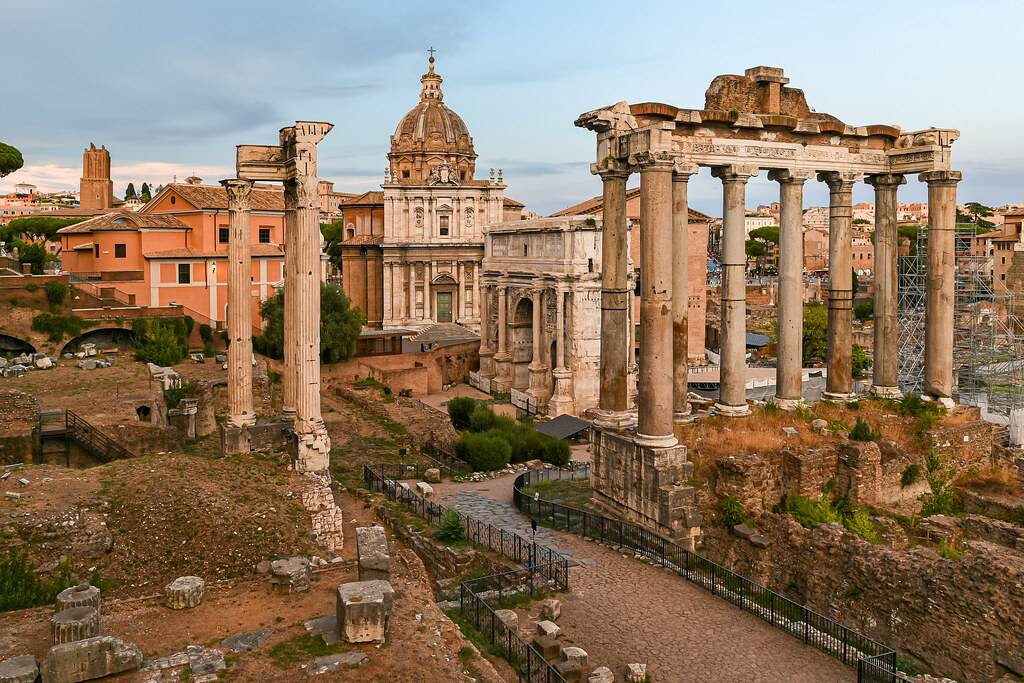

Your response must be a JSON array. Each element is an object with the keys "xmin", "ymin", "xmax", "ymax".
[{"xmin": 388, "ymin": 57, "xmax": 477, "ymax": 184}]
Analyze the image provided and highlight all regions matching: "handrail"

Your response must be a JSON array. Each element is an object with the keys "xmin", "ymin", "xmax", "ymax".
[
  {"xmin": 64, "ymin": 410, "xmax": 135, "ymax": 463},
  {"xmin": 511, "ymin": 466, "xmax": 913, "ymax": 683}
]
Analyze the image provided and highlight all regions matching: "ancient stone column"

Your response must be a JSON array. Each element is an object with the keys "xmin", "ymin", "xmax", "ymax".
[
  {"xmin": 549, "ymin": 285, "xmax": 572, "ymax": 416},
  {"xmin": 712, "ymin": 166, "xmax": 755, "ymax": 416},
  {"xmin": 222, "ymin": 179, "xmax": 257, "ymax": 428},
  {"xmin": 769, "ymin": 170, "xmax": 812, "ymax": 409},
  {"xmin": 554, "ymin": 287, "xmax": 566, "ymax": 371},
  {"xmin": 595, "ymin": 169, "xmax": 635, "ymax": 429},
  {"xmin": 819, "ymin": 171, "xmax": 859, "ymax": 400},
  {"xmin": 281, "ymin": 202, "xmax": 298, "ymax": 421},
  {"xmin": 921, "ymin": 170, "xmax": 962, "ymax": 402},
  {"xmin": 530, "ymin": 285, "xmax": 543, "ymax": 370},
  {"xmin": 635, "ymin": 153, "xmax": 676, "ymax": 447},
  {"xmin": 866, "ymin": 174, "xmax": 906, "ymax": 398},
  {"xmin": 285, "ymin": 174, "xmax": 331, "ymax": 470},
  {"xmin": 672, "ymin": 165, "xmax": 697, "ymax": 423}
]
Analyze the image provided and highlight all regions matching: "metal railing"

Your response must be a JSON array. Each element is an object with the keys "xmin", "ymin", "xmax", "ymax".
[
  {"xmin": 63, "ymin": 410, "xmax": 136, "ymax": 463},
  {"xmin": 512, "ymin": 466, "xmax": 912, "ymax": 683},
  {"xmin": 422, "ymin": 441, "xmax": 473, "ymax": 475},
  {"xmin": 363, "ymin": 463, "xmax": 569, "ymax": 682}
]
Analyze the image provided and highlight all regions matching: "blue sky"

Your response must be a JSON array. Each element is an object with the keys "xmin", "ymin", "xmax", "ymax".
[{"xmin": 2, "ymin": 0, "xmax": 1021, "ymax": 216}]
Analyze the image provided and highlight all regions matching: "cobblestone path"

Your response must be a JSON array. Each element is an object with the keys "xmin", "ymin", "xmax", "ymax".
[{"xmin": 440, "ymin": 485, "xmax": 854, "ymax": 682}]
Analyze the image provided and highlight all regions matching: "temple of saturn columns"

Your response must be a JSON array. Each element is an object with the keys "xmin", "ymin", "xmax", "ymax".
[
  {"xmin": 220, "ymin": 121, "xmax": 333, "ymax": 472},
  {"xmin": 576, "ymin": 67, "xmax": 960, "ymax": 544}
]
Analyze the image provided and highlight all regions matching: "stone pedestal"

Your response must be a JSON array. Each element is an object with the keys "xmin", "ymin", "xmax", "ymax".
[
  {"xmin": 220, "ymin": 423, "xmax": 252, "ymax": 456},
  {"xmin": 51, "ymin": 607, "xmax": 100, "ymax": 645},
  {"xmin": 164, "ymin": 576, "xmax": 204, "ymax": 610},
  {"xmin": 479, "ymin": 350, "xmax": 495, "ymax": 378},
  {"xmin": 0, "ymin": 655, "xmax": 38, "ymax": 683},
  {"xmin": 548, "ymin": 369, "xmax": 574, "ymax": 416},
  {"xmin": 590, "ymin": 428, "xmax": 702, "ymax": 548},
  {"xmin": 356, "ymin": 526, "xmax": 391, "ymax": 582},
  {"xmin": 55, "ymin": 584, "xmax": 100, "ymax": 615},
  {"xmin": 336, "ymin": 580, "xmax": 395, "ymax": 644},
  {"xmin": 39, "ymin": 637, "xmax": 143, "ymax": 683}
]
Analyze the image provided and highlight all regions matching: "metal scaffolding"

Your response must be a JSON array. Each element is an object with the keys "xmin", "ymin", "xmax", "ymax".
[{"xmin": 896, "ymin": 225, "xmax": 1024, "ymax": 413}]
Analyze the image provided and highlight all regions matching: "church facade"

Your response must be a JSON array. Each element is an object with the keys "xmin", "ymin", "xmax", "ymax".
[{"xmin": 339, "ymin": 57, "xmax": 522, "ymax": 331}]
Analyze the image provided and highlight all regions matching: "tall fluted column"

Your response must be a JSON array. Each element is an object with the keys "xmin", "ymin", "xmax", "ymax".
[
  {"xmin": 595, "ymin": 169, "xmax": 635, "ymax": 429},
  {"xmin": 494, "ymin": 283, "xmax": 510, "ymax": 384},
  {"xmin": 635, "ymin": 155, "xmax": 677, "ymax": 446},
  {"xmin": 820, "ymin": 171, "xmax": 859, "ymax": 400},
  {"xmin": 866, "ymin": 174, "xmax": 906, "ymax": 398},
  {"xmin": 921, "ymin": 170, "xmax": 962, "ymax": 401},
  {"xmin": 223, "ymin": 179, "xmax": 256, "ymax": 428},
  {"xmin": 281, "ymin": 199, "xmax": 298, "ymax": 421},
  {"xmin": 672, "ymin": 166, "xmax": 697, "ymax": 423},
  {"xmin": 285, "ymin": 174, "xmax": 330, "ymax": 470},
  {"xmin": 712, "ymin": 166, "xmax": 755, "ymax": 416},
  {"xmin": 769, "ymin": 169, "xmax": 812, "ymax": 409},
  {"xmin": 555, "ymin": 286, "xmax": 566, "ymax": 371}
]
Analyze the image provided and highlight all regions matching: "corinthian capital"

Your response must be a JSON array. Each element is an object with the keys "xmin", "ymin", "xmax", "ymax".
[
  {"xmin": 221, "ymin": 179, "xmax": 253, "ymax": 211},
  {"xmin": 628, "ymin": 149, "xmax": 676, "ymax": 169},
  {"xmin": 817, "ymin": 170, "xmax": 861, "ymax": 190},
  {"xmin": 711, "ymin": 164, "xmax": 759, "ymax": 182},
  {"xmin": 283, "ymin": 175, "xmax": 321, "ymax": 210},
  {"xmin": 767, "ymin": 168, "xmax": 815, "ymax": 184},
  {"xmin": 919, "ymin": 170, "xmax": 962, "ymax": 185}
]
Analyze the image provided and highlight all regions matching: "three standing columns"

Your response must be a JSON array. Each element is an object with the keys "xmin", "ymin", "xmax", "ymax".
[
  {"xmin": 595, "ymin": 168, "xmax": 635, "ymax": 429},
  {"xmin": 635, "ymin": 155, "xmax": 677, "ymax": 447},
  {"xmin": 769, "ymin": 169, "xmax": 812, "ymax": 408},
  {"xmin": 712, "ymin": 166, "xmax": 755, "ymax": 416},
  {"xmin": 820, "ymin": 171, "xmax": 859, "ymax": 400},
  {"xmin": 672, "ymin": 167, "xmax": 696, "ymax": 423},
  {"xmin": 866, "ymin": 174, "xmax": 906, "ymax": 398},
  {"xmin": 921, "ymin": 170, "xmax": 962, "ymax": 401},
  {"xmin": 223, "ymin": 179, "xmax": 256, "ymax": 428}
]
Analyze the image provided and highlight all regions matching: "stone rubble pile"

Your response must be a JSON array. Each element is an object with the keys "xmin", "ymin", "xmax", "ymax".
[{"xmin": 2, "ymin": 353, "xmax": 65, "ymax": 377}]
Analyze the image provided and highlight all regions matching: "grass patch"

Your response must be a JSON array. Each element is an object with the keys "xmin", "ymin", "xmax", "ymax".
[
  {"xmin": 519, "ymin": 478, "xmax": 592, "ymax": 509},
  {"xmin": 267, "ymin": 633, "xmax": 348, "ymax": 668},
  {"xmin": 0, "ymin": 551, "xmax": 76, "ymax": 613}
]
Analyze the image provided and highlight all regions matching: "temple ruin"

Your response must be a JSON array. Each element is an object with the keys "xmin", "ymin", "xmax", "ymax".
[{"xmin": 577, "ymin": 67, "xmax": 960, "ymax": 544}]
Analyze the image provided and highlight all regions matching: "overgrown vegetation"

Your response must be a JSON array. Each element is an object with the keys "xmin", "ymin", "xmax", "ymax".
[
  {"xmin": 918, "ymin": 449, "xmax": 962, "ymax": 518},
  {"xmin": 134, "ymin": 318, "xmax": 190, "ymax": 366},
  {"xmin": 455, "ymin": 433, "xmax": 513, "ymax": 472},
  {"xmin": 776, "ymin": 480, "xmax": 878, "ymax": 543},
  {"xmin": 163, "ymin": 382, "xmax": 197, "ymax": 410},
  {"xmin": 901, "ymin": 464, "xmax": 922, "ymax": 488},
  {"xmin": 720, "ymin": 496, "xmax": 748, "ymax": 529},
  {"xmin": 451, "ymin": 402, "xmax": 571, "ymax": 470},
  {"xmin": 446, "ymin": 396, "xmax": 477, "ymax": 430},
  {"xmin": 875, "ymin": 393, "xmax": 947, "ymax": 436},
  {"xmin": 849, "ymin": 417, "xmax": 881, "ymax": 442},
  {"xmin": 30, "ymin": 312, "xmax": 92, "ymax": 342},
  {"xmin": 267, "ymin": 633, "xmax": 348, "ymax": 668},
  {"xmin": 0, "ymin": 551, "xmax": 75, "ymax": 613},
  {"xmin": 936, "ymin": 540, "xmax": 965, "ymax": 560},
  {"xmin": 434, "ymin": 509, "xmax": 467, "ymax": 543},
  {"xmin": 44, "ymin": 280, "xmax": 67, "ymax": 312}
]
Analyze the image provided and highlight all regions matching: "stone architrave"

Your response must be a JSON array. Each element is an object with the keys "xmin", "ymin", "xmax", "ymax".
[
  {"xmin": 921, "ymin": 170, "xmax": 962, "ymax": 402},
  {"xmin": 819, "ymin": 171, "xmax": 860, "ymax": 400},
  {"xmin": 222, "ymin": 179, "xmax": 257, "ymax": 430},
  {"xmin": 866, "ymin": 174, "xmax": 906, "ymax": 398}
]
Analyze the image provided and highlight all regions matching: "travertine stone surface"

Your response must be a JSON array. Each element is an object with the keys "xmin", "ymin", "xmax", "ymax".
[
  {"xmin": 311, "ymin": 507, "xmax": 344, "ymax": 551},
  {"xmin": 820, "ymin": 171, "xmax": 858, "ymax": 400},
  {"xmin": 415, "ymin": 481, "xmax": 433, "ymax": 498},
  {"xmin": 866, "ymin": 173, "xmax": 906, "ymax": 397},
  {"xmin": 164, "ymin": 576, "xmax": 204, "ymax": 610},
  {"xmin": 300, "ymin": 486, "xmax": 334, "ymax": 512},
  {"xmin": 356, "ymin": 526, "xmax": 390, "ymax": 582},
  {"xmin": 270, "ymin": 557, "xmax": 311, "ymax": 594},
  {"xmin": 51, "ymin": 607, "xmax": 100, "ymax": 645},
  {"xmin": 537, "ymin": 620, "xmax": 560, "ymax": 638},
  {"xmin": 222, "ymin": 179, "xmax": 256, "ymax": 433},
  {"xmin": 0, "ymin": 655, "xmax": 38, "ymax": 683},
  {"xmin": 672, "ymin": 169, "xmax": 694, "ymax": 422},
  {"xmin": 626, "ymin": 663, "xmax": 648, "ymax": 682},
  {"xmin": 494, "ymin": 609, "xmax": 518, "ymax": 631},
  {"xmin": 55, "ymin": 584, "xmax": 100, "ymax": 615},
  {"xmin": 424, "ymin": 468, "xmax": 441, "ymax": 483},
  {"xmin": 588, "ymin": 667, "xmax": 614, "ymax": 683},
  {"xmin": 336, "ymin": 580, "xmax": 395, "ymax": 643},
  {"xmin": 921, "ymin": 170, "xmax": 961, "ymax": 400},
  {"xmin": 39, "ymin": 636, "xmax": 142, "ymax": 683},
  {"xmin": 542, "ymin": 598, "xmax": 561, "ymax": 620}
]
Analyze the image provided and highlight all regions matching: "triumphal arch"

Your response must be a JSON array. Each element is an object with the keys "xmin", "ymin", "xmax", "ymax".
[{"xmin": 577, "ymin": 67, "xmax": 960, "ymax": 544}]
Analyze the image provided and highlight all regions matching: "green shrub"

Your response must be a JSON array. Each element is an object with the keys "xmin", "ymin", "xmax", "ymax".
[
  {"xmin": 9, "ymin": 297, "xmax": 17, "ymax": 307},
  {"xmin": 849, "ymin": 417, "xmax": 881, "ymax": 442},
  {"xmin": 468, "ymin": 404, "xmax": 499, "ymax": 433},
  {"xmin": 183, "ymin": 315, "xmax": 195, "ymax": 337},
  {"xmin": 901, "ymin": 463, "xmax": 922, "ymax": 488},
  {"xmin": 841, "ymin": 507, "xmax": 878, "ymax": 543},
  {"xmin": 720, "ymin": 496, "xmax": 747, "ymax": 529},
  {"xmin": 783, "ymin": 492, "xmax": 841, "ymax": 528},
  {"xmin": 434, "ymin": 509, "xmax": 466, "ymax": 543},
  {"xmin": 23, "ymin": 282, "xmax": 39, "ymax": 293},
  {"xmin": 44, "ymin": 281, "xmax": 66, "ymax": 310},
  {"xmin": 30, "ymin": 313, "xmax": 91, "ymax": 342},
  {"xmin": 0, "ymin": 551, "xmax": 75, "ymax": 613},
  {"xmin": 898, "ymin": 394, "xmax": 946, "ymax": 435},
  {"xmin": 843, "ymin": 584, "xmax": 862, "ymax": 600},
  {"xmin": 895, "ymin": 655, "xmax": 921, "ymax": 677},
  {"xmin": 198, "ymin": 323, "xmax": 213, "ymax": 344},
  {"xmin": 918, "ymin": 449, "xmax": 962, "ymax": 518},
  {"xmin": 163, "ymin": 382, "xmax": 197, "ymax": 410},
  {"xmin": 447, "ymin": 396, "xmax": 477, "ymax": 430},
  {"xmin": 131, "ymin": 318, "xmax": 149, "ymax": 339},
  {"xmin": 936, "ymin": 540, "xmax": 964, "ymax": 559},
  {"xmin": 203, "ymin": 341, "xmax": 216, "ymax": 358},
  {"xmin": 762, "ymin": 400, "xmax": 780, "ymax": 416},
  {"xmin": 135, "ymin": 319, "xmax": 188, "ymax": 366},
  {"xmin": 454, "ymin": 433, "xmax": 511, "ymax": 472},
  {"xmin": 542, "ymin": 438, "xmax": 571, "ymax": 467}
]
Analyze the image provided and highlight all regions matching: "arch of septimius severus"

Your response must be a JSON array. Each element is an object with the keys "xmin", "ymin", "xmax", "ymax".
[{"xmin": 577, "ymin": 67, "xmax": 960, "ymax": 545}]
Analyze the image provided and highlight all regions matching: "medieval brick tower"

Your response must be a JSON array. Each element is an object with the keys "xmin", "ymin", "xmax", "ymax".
[{"xmin": 80, "ymin": 143, "xmax": 114, "ymax": 211}]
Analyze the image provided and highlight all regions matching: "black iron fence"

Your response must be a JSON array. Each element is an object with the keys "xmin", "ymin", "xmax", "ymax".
[
  {"xmin": 513, "ymin": 466, "xmax": 912, "ymax": 683},
  {"xmin": 421, "ymin": 441, "xmax": 473, "ymax": 475}
]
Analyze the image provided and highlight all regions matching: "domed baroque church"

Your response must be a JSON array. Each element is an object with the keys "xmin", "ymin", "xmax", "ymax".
[{"xmin": 339, "ymin": 57, "xmax": 523, "ymax": 331}]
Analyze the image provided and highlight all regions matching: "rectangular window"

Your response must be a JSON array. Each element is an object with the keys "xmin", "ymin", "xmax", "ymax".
[
  {"xmin": 259, "ymin": 228, "xmax": 271, "ymax": 243},
  {"xmin": 219, "ymin": 227, "xmax": 229, "ymax": 243},
  {"xmin": 177, "ymin": 263, "xmax": 191, "ymax": 284},
  {"xmin": 439, "ymin": 215, "xmax": 449, "ymax": 236},
  {"xmin": 94, "ymin": 244, "xmax": 99, "ymax": 258},
  {"xmin": 114, "ymin": 243, "xmax": 126, "ymax": 258}
]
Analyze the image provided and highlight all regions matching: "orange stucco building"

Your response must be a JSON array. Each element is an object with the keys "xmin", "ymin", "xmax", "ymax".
[{"xmin": 58, "ymin": 179, "xmax": 292, "ymax": 327}]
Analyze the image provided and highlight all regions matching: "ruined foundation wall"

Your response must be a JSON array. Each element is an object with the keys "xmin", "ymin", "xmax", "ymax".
[
  {"xmin": 716, "ymin": 513, "xmax": 1024, "ymax": 682},
  {"xmin": 0, "ymin": 391, "xmax": 40, "ymax": 465}
]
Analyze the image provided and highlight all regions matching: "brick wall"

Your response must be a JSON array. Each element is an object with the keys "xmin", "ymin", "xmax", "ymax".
[
  {"xmin": 925, "ymin": 421, "xmax": 995, "ymax": 472},
  {"xmin": 0, "ymin": 391, "xmax": 40, "ymax": 465}
]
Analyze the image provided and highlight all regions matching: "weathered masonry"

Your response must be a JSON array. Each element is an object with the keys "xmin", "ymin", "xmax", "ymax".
[{"xmin": 577, "ymin": 67, "xmax": 960, "ymax": 543}]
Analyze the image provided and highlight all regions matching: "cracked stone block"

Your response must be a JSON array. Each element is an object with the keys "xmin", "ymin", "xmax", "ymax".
[
  {"xmin": 220, "ymin": 630, "xmax": 272, "ymax": 652},
  {"xmin": 270, "ymin": 557, "xmax": 311, "ymax": 594},
  {"xmin": 186, "ymin": 645, "xmax": 225, "ymax": 676},
  {"xmin": 0, "ymin": 654, "xmax": 39, "ymax": 683},
  {"xmin": 415, "ymin": 481, "xmax": 433, "ymax": 498},
  {"xmin": 733, "ymin": 523, "xmax": 755, "ymax": 539},
  {"xmin": 532, "ymin": 635, "xmax": 560, "ymax": 661},
  {"xmin": 560, "ymin": 647, "xmax": 589, "ymax": 667},
  {"xmin": 39, "ymin": 636, "xmax": 143, "ymax": 683},
  {"xmin": 165, "ymin": 576, "xmax": 204, "ymax": 609},
  {"xmin": 588, "ymin": 666, "xmax": 614, "ymax": 683},
  {"xmin": 494, "ymin": 609, "xmax": 518, "ymax": 631},
  {"xmin": 51, "ymin": 607, "xmax": 100, "ymax": 645},
  {"xmin": 424, "ymin": 468, "xmax": 441, "ymax": 483},
  {"xmin": 541, "ymin": 598, "xmax": 560, "ymax": 620},
  {"xmin": 356, "ymin": 526, "xmax": 390, "ymax": 582},
  {"xmin": 626, "ymin": 663, "xmax": 648, "ymax": 682},
  {"xmin": 305, "ymin": 651, "xmax": 369, "ymax": 675},
  {"xmin": 555, "ymin": 658, "xmax": 585, "ymax": 683},
  {"xmin": 749, "ymin": 535, "xmax": 773, "ymax": 549},
  {"xmin": 536, "ymin": 620, "xmax": 560, "ymax": 638},
  {"xmin": 336, "ymin": 580, "xmax": 395, "ymax": 643},
  {"xmin": 56, "ymin": 584, "xmax": 101, "ymax": 615}
]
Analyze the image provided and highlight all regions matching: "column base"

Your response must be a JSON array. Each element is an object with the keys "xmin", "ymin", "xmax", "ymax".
[
  {"xmin": 673, "ymin": 408, "xmax": 693, "ymax": 424},
  {"xmin": 280, "ymin": 408, "xmax": 297, "ymax": 421},
  {"xmin": 773, "ymin": 396, "xmax": 804, "ymax": 411},
  {"xmin": 225, "ymin": 413, "xmax": 258, "ymax": 429},
  {"xmin": 479, "ymin": 351, "xmax": 495, "ymax": 378},
  {"xmin": 823, "ymin": 391, "xmax": 859, "ymax": 402},
  {"xmin": 634, "ymin": 432, "xmax": 679, "ymax": 448},
  {"xmin": 714, "ymin": 402, "xmax": 751, "ymax": 418},
  {"xmin": 923, "ymin": 395, "xmax": 956, "ymax": 410},
  {"xmin": 594, "ymin": 409, "xmax": 636, "ymax": 430},
  {"xmin": 871, "ymin": 385, "xmax": 903, "ymax": 399}
]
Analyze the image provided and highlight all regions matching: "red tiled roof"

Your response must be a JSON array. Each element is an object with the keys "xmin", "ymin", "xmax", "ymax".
[
  {"xmin": 503, "ymin": 197, "xmax": 525, "ymax": 208},
  {"xmin": 143, "ymin": 244, "xmax": 284, "ymax": 259},
  {"xmin": 56, "ymin": 210, "xmax": 190, "ymax": 233},
  {"xmin": 550, "ymin": 187, "xmax": 713, "ymax": 221},
  {"xmin": 340, "ymin": 191, "xmax": 385, "ymax": 207},
  {"xmin": 146, "ymin": 183, "xmax": 285, "ymax": 212}
]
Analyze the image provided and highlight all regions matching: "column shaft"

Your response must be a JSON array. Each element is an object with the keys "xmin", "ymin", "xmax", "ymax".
[
  {"xmin": 672, "ymin": 171, "xmax": 692, "ymax": 421},
  {"xmin": 636, "ymin": 161, "xmax": 676, "ymax": 446},
  {"xmin": 555, "ymin": 287, "xmax": 565, "ymax": 370},
  {"xmin": 223, "ymin": 179, "xmax": 255, "ymax": 427},
  {"xmin": 772, "ymin": 171, "xmax": 809, "ymax": 406},
  {"xmin": 714, "ymin": 168, "xmax": 752, "ymax": 415},
  {"xmin": 281, "ymin": 201, "xmax": 298, "ymax": 420},
  {"xmin": 496, "ymin": 285, "xmax": 507, "ymax": 355},
  {"xmin": 479, "ymin": 282, "xmax": 491, "ymax": 351},
  {"xmin": 821, "ymin": 172, "xmax": 857, "ymax": 399},
  {"xmin": 922, "ymin": 170, "xmax": 962, "ymax": 400},
  {"xmin": 595, "ymin": 170, "xmax": 633, "ymax": 427},
  {"xmin": 867, "ymin": 174, "xmax": 905, "ymax": 396},
  {"xmin": 530, "ymin": 287, "xmax": 543, "ymax": 368}
]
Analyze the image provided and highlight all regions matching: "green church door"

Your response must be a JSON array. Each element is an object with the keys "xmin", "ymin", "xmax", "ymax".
[{"xmin": 436, "ymin": 292, "xmax": 453, "ymax": 323}]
